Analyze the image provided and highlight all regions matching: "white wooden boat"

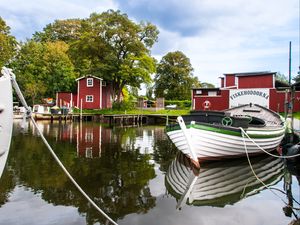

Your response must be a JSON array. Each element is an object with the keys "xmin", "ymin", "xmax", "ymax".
[
  {"xmin": 0, "ymin": 69, "xmax": 13, "ymax": 178},
  {"xmin": 165, "ymin": 152, "xmax": 283, "ymax": 207},
  {"xmin": 166, "ymin": 104, "xmax": 286, "ymax": 162}
]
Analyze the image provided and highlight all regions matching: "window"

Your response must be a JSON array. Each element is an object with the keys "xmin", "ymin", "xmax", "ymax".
[
  {"xmin": 102, "ymin": 81, "xmax": 106, "ymax": 86},
  {"xmin": 87, "ymin": 78, "xmax": 93, "ymax": 87},
  {"xmin": 196, "ymin": 90, "xmax": 202, "ymax": 94},
  {"xmin": 208, "ymin": 91, "xmax": 217, "ymax": 96},
  {"xmin": 86, "ymin": 95, "xmax": 94, "ymax": 102}
]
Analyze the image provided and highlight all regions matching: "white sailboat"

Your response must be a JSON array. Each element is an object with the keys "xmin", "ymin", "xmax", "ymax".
[{"xmin": 0, "ymin": 68, "xmax": 13, "ymax": 178}]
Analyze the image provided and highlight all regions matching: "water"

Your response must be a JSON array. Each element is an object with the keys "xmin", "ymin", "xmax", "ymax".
[{"xmin": 0, "ymin": 120, "xmax": 299, "ymax": 225}]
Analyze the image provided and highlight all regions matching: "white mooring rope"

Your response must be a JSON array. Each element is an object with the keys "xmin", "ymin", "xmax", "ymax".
[
  {"xmin": 239, "ymin": 127, "xmax": 300, "ymax": 159},
  {"xmin": 3, "ymin": 67, "xmax": 118, "ymax": 225},
  {"xmin": 240, "ymin": 127, "xmax": 300, "ymax": 211}
]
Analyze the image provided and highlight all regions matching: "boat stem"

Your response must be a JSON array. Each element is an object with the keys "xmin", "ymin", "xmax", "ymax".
[{"xmin": 177, "ymin": 116, "xmax": 199, "ymax": 167}]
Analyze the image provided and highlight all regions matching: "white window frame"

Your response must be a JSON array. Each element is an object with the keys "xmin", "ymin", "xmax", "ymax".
[
  {"xmin": 86, "ymin": 95, "xmax": 94, "ymax": 102},
  {"xmin": 87, "ymin": 78, "xmax": 94, "ymax": 87},
  {"xmin": 195, "ymin": 90, "xmax": 202, "ymax": 95}
]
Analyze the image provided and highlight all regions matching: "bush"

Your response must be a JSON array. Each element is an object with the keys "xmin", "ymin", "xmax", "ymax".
[
  {"xmin": 112, "ymin": 100, "xmax": 135, "ymax": 110},
  {"xmin": 165, "ymin": 100, "xmax": 191, "ymax": 109}
]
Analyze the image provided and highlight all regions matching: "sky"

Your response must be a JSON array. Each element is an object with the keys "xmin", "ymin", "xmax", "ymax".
[{"xmin": 1, "ymin": 0, "xmax": 300, "ymax": 87}]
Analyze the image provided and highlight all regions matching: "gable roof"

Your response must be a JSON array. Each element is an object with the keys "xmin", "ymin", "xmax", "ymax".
[
  {"xmin": 224, "ymin": 71, "xmax": 276, "ymax": 77},
  {"xmin": 76, "ymin": 75, "xmax": 103, "ymax": 81}
]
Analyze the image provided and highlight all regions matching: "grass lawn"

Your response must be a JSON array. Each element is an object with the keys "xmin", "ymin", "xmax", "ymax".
[
  {"xmin": 73, "ymin": 108, "xmax": 191, "ymax": 116},
  {"xmin": 293, "ymin": 112, "xmax": 300, "ymax": 120}
]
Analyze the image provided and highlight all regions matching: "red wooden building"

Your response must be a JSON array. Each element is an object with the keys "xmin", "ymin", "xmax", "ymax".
[
  {"xmin": 192, "ymin": 71, "xmax": 300, "ymax": 113},
  {"xmin": 56, "ymin": 75, "xmax": 113, "ymax": 109}
]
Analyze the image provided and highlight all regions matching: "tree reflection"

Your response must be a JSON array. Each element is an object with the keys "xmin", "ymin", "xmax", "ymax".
[{"xmin": 2, "ymin": 121, "xmax": 161, "ymax": 224}]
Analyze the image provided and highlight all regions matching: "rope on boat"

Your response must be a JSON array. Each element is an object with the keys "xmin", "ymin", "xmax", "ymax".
[
  {"xmin": 240, "ymin": 129, "xmax": 289, "ymax": 203},
  {"xmin": 241, "ymin": 128, "xmax": 300, "ymax": 211},
  {"xmin": 239, "ymin": 127, "xmax": 300, "ymax": 159},
  {"xmin": 3, "ymin": 67, "xmax": 118, "ymax": 225}
]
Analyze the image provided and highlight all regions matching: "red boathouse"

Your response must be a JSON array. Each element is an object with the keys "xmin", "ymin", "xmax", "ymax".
[
  {"xmin": 192, "ymin": 71, "xmax": 300, "ymax": 113},
  {"xmin": 56, "ymin": 75, "xmax": 113, "ymax": 109}
]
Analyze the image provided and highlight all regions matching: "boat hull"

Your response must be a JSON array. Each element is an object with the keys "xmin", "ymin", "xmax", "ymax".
[
  {"xmin": 165, "ymin": 153, "xmax": 283, "ymax": 206},
  {"xmin": 166, "ymin": 123, "xmax": 285, "ymax": 161},
  {"xmin": 0, "ymin": 74, "xmax": 13, "ymax": 178}
]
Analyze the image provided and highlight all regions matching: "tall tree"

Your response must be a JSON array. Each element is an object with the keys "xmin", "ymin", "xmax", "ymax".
[
  {"xmin": 69, "ymin": 10, "xmax": 159, "ymax": 102},
  {"xmin": 32, "ymin": 19, "xmax": 82, "ymax": 43},
  {"xmin": 12, "ymin": 40, "xmax": 76, "ymax": 104},
  {"xmin": 0, "ymin": 17, "xmax": 18, "ymax": 68},
  {"xmin": 154, "ymin": 51, "xmax": 200, "ymax": 100}
]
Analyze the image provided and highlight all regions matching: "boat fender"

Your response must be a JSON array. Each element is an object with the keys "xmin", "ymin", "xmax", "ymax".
[{"xmin": 202, "ymin": 100, "xmax": 211, "ymax": 110}]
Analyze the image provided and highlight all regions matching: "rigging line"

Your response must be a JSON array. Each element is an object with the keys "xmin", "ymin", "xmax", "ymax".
[
  {"xmin": 4, "ymin": 68, "xmax": 118, "ymax": 225},
  {"xmin": 240, "ymin": 128, "xmax": 300, "ymax": 159},
  {"xmin": 240, "ymin": 129, "xmax": 287, "ymax": 203},
  {"xmin": 241, "ymin": 127, "xmax": 300, "ymax": 212}
]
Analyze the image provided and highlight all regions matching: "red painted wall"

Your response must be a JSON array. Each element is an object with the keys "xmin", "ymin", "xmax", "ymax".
[
  {"xmin": 57, "ymin": 92, "xmax": 75, "ymax": 107},
  {"xmin": 269, "ymin": 89, "xmax": 300, "ymax": 112},
  {"xmin": 238, "ymin": 75, "xmax": 273, "ymax": 89},
  {"xmin": 225, "ymin": 75, "xmax": 236, "ymax": 87},
  {"xmin": 193, "ymin": 90, "xmax": 229, "ymax": 111},
  {"xmin": 269, "ymin": 89, "xmax": 286, "ymax": 112},
  {"xmin": 78, "ymin": 78, "xmax": 101, "ymax": 109}
]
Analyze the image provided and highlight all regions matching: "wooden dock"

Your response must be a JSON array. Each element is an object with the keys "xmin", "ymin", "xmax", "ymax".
[{"xmin": 31, "ymin": 112, "xmax": 177, "ymax": 126}]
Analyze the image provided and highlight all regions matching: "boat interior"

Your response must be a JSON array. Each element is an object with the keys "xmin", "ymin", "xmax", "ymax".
[{"xmin": 179, "ymin": 104, "xmax": 283, "ymax": 129}]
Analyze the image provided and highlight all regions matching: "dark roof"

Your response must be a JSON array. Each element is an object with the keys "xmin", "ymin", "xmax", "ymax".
[
  {"xmin": 224, "ymin": 71, "xmax": 276, "ymax": 77},
  {"xmin": 192, "ymin": 87, "xmax": 220, "ymax": 91},
  {"xmin": 275, "ymin": 80, "xmax": 290, "ymax": 88}
]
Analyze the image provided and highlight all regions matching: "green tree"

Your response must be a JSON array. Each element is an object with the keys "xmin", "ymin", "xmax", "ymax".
[
  {"xmin": 12, "ymin": 40, "xmax": 76, "ymax": 104},
  {"xmin": 32, "ymin": 19, "xmax": 82, "ymax": 43},
  {"xmin": 11, "ymin": 41, "xmax": 46, "ymax": 104},
  {"xmin": 70, "ymin": 10, "xmax": 159, "ymax": 102},
  {"xmin": 0, "ymin": 17, "xmax": 17, "ymax": 68},
  {"xmin": 42, "ymin": 41, "xmax": 77, "ymax": 97},
  {"xmin": 154, "ymin": 51, "xmax": 200, "ymax": 100},
  {"xmin": 275, "ymin": 72, "xmax": 289, "ymax": 83},
  {"xmin": 200, "ymin": 82, "xmax": 215, "ymax": 88}
]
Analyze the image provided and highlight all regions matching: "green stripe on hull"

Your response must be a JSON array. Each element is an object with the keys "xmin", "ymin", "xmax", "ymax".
[{"xmin": 166, "ymin": 123, "xmax": 285, "ymax": 139}]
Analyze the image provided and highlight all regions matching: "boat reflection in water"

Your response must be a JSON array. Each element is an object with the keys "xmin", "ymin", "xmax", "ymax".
[{"xmin": 165, "ymin": 152, "xmax": 284, "ymax": 208}]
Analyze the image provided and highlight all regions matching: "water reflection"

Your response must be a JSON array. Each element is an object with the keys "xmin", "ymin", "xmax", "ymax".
[
  {"xmin": 0, "ymin": 121, "xmax": 175, "ymax": 224},
  {"xmin": 166, "ymin": 152, "xmax": 284, "ymax": 208}
]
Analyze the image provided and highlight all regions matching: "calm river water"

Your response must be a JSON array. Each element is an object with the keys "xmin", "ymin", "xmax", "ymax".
[{"xmin": 0, "ymin": 120, "xmax": 299, "ymax": 225}]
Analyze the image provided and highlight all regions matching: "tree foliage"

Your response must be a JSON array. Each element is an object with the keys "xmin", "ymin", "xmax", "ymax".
[
  {"xmin": 12, "ymin": 41, "xmax": 76, "ymax": 104},
  {"xmin": 154, "ymin": 51, "xmax": 200, "ymax": 100},
  {"xmin": 0, "ymin": 17, "xmax": 18, "ymax": 68},
  {"xmin": 275, "ymin": 72, "xmax": 288, "ymax": 82},
  {"xmin": 69, "ymin": 10, "xmax": 158, "ymax": 102},
  {"xmin": 32, "ymin": 19, "xmax": 82, "ymax": 43}
]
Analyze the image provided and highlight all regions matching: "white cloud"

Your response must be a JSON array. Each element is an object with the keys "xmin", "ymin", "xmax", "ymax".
[
  {"xmin": 1, "ymin": 0, "xmax": 299, "ymax": 85},
  {"xmin": 0, "ymin": 0, "xmax": 118, "ymax": 40},
  {"xmin": 142, "ymin": 0, "xmax": 299, "ymax": 86}
]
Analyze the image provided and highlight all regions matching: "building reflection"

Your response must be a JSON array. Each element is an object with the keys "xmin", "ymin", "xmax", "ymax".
[
  {"xmin": 2, "ymin": 121, "xmax": 159, "ymax": 224},
  {"xmin": 30, "ymin": 121, "xmax": 112, "ymax": 158}
]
